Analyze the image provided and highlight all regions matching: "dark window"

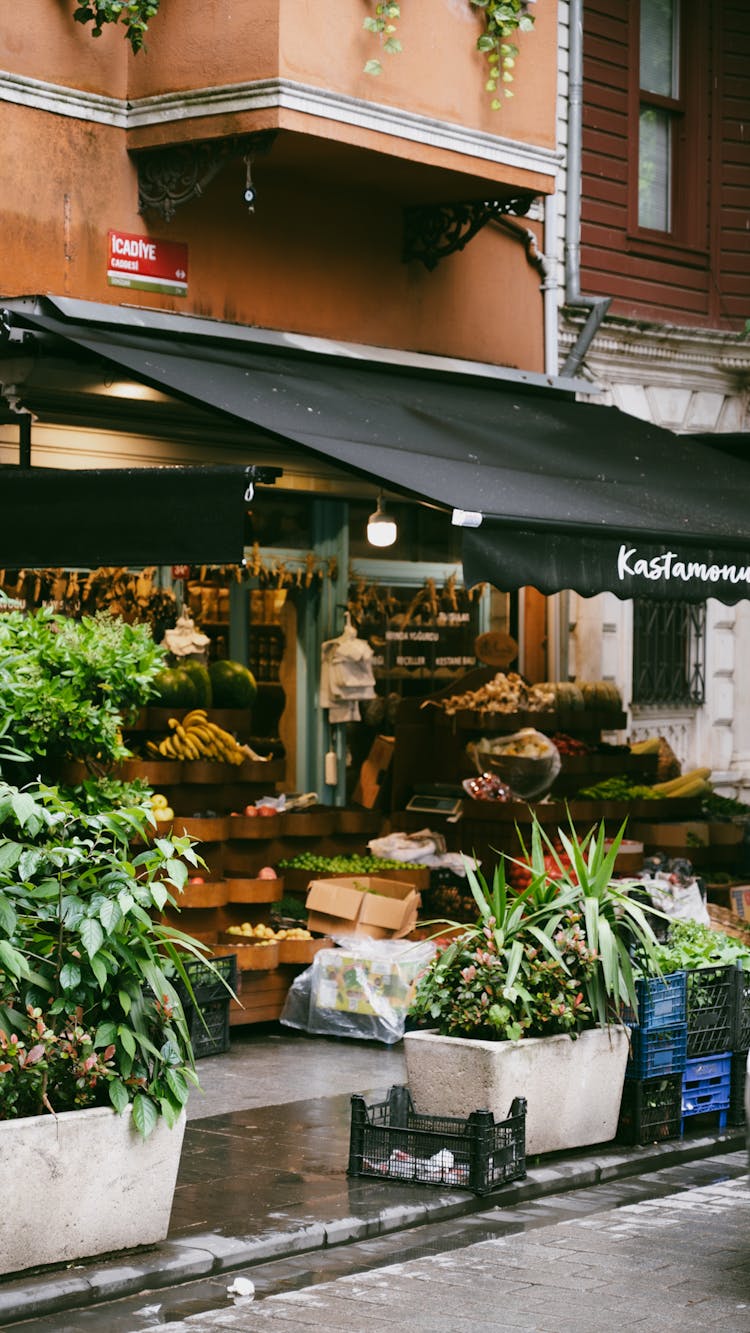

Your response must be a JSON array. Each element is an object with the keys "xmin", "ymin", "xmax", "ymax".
[
  {"xmin": 628, "ymin": 0, "xmax": 708, "ymax": 257},
  {"xmin": 632, "ymin": 600, "xmax": 706, "ymax": 706}
]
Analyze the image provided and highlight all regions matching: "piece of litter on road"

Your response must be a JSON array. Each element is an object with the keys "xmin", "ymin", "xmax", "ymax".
[{"xmin": 227, "ymin": 1277, "xmax": 255, "ymax": 1298}]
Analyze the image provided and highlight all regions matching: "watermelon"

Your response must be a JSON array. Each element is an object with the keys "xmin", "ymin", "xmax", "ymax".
[
  {"xmin": 153, "ymin": 667, "xmax": 199, "ymax": 708},
  {"xmin": 181, "ymin": 660, "xmax": 213, "ymax": 708},
  {"xmin": 208, "ymin": 659, "xmax": 257, "ymax": 709}
]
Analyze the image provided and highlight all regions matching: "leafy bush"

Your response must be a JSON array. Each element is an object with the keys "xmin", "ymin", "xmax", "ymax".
[
  {"xmin": 0, "ymin": 781, "xmax": 211, "ymax": 1135},
  {"xmin": 0, "ymin": 609, "xmax": 165, "ymax": 776},
  {"xmin": 651, "ymin": 919, "xmax": 750, "ymax": 972}
]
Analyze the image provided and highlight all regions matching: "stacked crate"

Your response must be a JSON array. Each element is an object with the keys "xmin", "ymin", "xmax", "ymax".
[
  {"xmin": 618, "ymin": 972, "xmax": 687, "ymax": 1145},
  {"xmin": 175, "ymin": 954, "xmax": 238, "ymax": 1059},
  {"xmin": 729, "ymin": 964, "xmax": 750, "ymax": 1127},
  {"xmin": 680, "ymin": 963, "xmax": 735, "ymax": 1134}
]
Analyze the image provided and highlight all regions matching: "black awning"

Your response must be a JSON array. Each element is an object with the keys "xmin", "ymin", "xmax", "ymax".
[
  {"xmin": 0, "ymin": 465, "xmax": 250, "ymax": 566},
  {"xmin": 9, "ymin": 302, "xmax": 750, "ymax": 601}
]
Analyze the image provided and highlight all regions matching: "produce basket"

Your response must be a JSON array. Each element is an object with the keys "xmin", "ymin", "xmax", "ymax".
[
  {"xmin": 174, "ymin": 952, "xmax": 237, "ymax": 1005},
  {"xmin": 178, "ymin": 879, "xmax": 228, "ymax": 909},
  {"xmin": 681, "ymin": 1053, "xmax": 731, "ymax": 1129},
  {"xmin": 214, "ymin": 940, "xmax": 280, "ymax": 971},
  {"xmin": 466, "ymin": 729, "xmax": 560, "ymax": 801},
  {"xmin": 277, "ymin": 935, "xmax": 330, "ymax": 965},
  {"xmin": 732, "ymin": 964, "xmax": 750, "ymax": 1052},
  {"xmin": 186, "ymin": 994, "xmax": 232, "ymax": 1059},
  {"xmin": 348, "ymin": 1086, "xmax": 526, "ymax": 1196}
]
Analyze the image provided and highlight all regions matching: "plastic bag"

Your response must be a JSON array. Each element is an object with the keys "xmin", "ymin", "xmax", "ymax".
[{"xmin": 280, "ymin": 937, "xmax": 436, "ymax": 1044}]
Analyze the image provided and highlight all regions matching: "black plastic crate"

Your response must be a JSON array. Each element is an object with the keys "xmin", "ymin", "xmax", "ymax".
[
  {"xmin": 728, "ymin": 1050, "xmax": 748, "ymax": 1127},
  {"xmin": 732, "ymin": 965, "xmax": 750, "ymax": 1053},
  {"xmin": 617, "ymin": 1074, "xmax": 683, "ymax": 1146},
  {"xmin": 175, "ymin": 953, "xmax": 237, "ymax": 1004},
  {"xmin": 686, "ymin": 964, "xmax": 734, "ymax": 1059},
  {"xmin": 623, "ymin": 972, "xmax": 687, "ymax": 1030},
  {"xmin": 626, "ymin": 1024, "xmax": 688, "ymax": 1079},
  {"xmin": 348, "ymin": 1086, "xmax": 526, "ymax": 1196},
  {"xmin": 186, "ymin": 994, "xmax": 231, "ymax": 1059}
]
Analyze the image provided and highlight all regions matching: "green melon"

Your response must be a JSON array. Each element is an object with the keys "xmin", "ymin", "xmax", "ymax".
[
  {"xmin": 208, "ymin": 659, "xmax": 257, "ymax": 709},
  {"xmin": 153, "ymin": 668, "xmax": 199, "ymax": 709},
  {"xmin": 181, "ymin": 660, "xmax": 213, "ymax": 708}
]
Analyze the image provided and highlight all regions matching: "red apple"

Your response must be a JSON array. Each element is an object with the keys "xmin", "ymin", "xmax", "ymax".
[
  {"xmin": 243, "ymin": 805, "xmax": 258, "ymax": 817},
  {"xmin": 189, "ymin": 876, "xmax": 205, "ymax": 884},
  {"xmin": 258, "ymin": 805, "xmax": 277, "ymax": 817},
  {"xmin": 257, "ymin": 866, "xmax": 277, "ymax": 880}
]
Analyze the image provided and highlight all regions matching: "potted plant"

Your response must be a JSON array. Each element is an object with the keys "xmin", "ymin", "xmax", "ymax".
[
  {"xmin": 0, "ymin": 613, "xmax": 219, "ymax": 1276},
  {"xmin": 0, "ymin": 774, "xmax": 213, "ymax": 1275},
  {"xmin": 405, "ymin": 816, "xmax": 661, "ymax": 1155}
]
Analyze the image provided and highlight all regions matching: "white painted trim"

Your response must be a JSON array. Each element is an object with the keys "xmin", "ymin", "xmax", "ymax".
[{"xmin": 0, "ymin": 70, "xmax": 560, "ymax": 179}]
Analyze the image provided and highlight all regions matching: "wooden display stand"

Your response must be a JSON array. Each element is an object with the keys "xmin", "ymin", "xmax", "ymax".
[
  {"xmin": 389, "ymin": 670, "xmax": 722, "ymax": 872},
  {"xmin": 134, "ymin": 707, "xmax": 390, "ymax": 1025}
]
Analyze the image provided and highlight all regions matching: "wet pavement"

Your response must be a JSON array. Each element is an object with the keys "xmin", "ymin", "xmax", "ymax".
[{"xmin": 0, "ymin": 1026, "xmax": 745, "ymax": 1329}]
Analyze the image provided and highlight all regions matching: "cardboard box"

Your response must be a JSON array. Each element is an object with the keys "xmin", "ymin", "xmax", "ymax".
[
  {"xmin": 730, "ymin": 887, "xmax": 750, "ymax": 921},
  {"xmin": 631, "ymin": 821, "xmax": 710, "ymax": 849},
  {"xmin": 352, "ymin": 735, "xmax": 395, "ymax": 809},
  {"xmin": 306, "ymin": 875, "xmax": 420, "ymax": 940}
]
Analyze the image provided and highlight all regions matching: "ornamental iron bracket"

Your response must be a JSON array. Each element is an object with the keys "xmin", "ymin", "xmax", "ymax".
[
  {"xmin": 134, "ymin": 131, "xmax": 277, "ymax": 222},
  {"xmin": 402, "ymin": 195, "xmax": 537, "ymax": 270}
]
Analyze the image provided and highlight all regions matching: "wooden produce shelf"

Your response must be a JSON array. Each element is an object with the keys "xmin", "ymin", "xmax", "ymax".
[
  {"xmin": 229, "ymin": 968, "xmax": 297, "ymax": 1026},
  {"xmin": 178, "ymin": 879, "xmax": 228, "ymax": 909},
  {"xmin": 225, "ymin": 876, "xmax": 284, "ymax": 904}
]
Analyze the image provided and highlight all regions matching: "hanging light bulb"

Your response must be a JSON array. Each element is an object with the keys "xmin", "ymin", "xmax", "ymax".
[{"xmin": 367, "ymin": 493, "xmax": 397, "ymax": 547}]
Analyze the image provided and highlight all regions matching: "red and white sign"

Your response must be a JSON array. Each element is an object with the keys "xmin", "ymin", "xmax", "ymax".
[
  {"xmin": 107, "ymin": 231, "xmax": 188, "ymax": 296},
  {"xmin": 171, "ymin": 565, "xmax": 191, "ymax": 580}
]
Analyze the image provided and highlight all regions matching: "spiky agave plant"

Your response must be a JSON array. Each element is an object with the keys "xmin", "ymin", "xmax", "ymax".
[{"xmin": 515, "ymin": 814, "xmax": 662, "ymax": 1027}]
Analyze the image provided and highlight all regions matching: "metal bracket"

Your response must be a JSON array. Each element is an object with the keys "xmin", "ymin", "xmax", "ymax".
[
  {"xmin": 403, "ymin": 195, "xmax": 536, "ymax": 270},
  {"xmin": 134, "ymin": 131, "xmax": 277, "ymax": 222}
]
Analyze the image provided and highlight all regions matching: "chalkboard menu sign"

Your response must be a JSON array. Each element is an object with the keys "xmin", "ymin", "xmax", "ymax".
[{"xmin": 350, "ymin": 582, "xmax": 481, "ymax": 692}]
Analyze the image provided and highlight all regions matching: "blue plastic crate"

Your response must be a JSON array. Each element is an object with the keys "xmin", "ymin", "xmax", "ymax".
[
  {"xmin": 681, "ymin": 1053, "xmax": 731, "ymax": 1122},
  {"xmin": 624, "ymin": 972, "xmax": 687, "ymax": 1030},
  {"xmin": 627, "ymin": 1023, "xmax": 688, "ymax": 1079}
]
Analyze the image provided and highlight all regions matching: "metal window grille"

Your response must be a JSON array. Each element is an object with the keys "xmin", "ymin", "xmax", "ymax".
[{"xmin": 632, "ymin": 600, "xmax": 706, "ymax": 706}]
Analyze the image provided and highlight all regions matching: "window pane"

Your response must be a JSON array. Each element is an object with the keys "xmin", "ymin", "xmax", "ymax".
[
  {"xmin": 640, "ymin": 0, "xmax": 679, "ymax": 98},
  {"xmin": 639, "ymin": 108, "xmax": 672, "ymax": 230},
  {"xmin": 632, "ymin": 600, "xmax": 706, "ymax": 707}
]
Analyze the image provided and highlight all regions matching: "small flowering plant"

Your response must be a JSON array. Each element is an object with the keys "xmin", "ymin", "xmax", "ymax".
[{"xmin": 409, "ymin": 813, "xmax": 661, "ymax": 1039}]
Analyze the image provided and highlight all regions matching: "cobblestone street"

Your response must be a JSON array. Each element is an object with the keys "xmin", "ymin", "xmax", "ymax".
[{"xmin": 159, "ymin": 1166, "xmax": 750, "ymax": 1333}]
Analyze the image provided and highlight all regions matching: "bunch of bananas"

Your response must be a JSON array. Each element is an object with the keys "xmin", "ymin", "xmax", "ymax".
[{"xmin": 146, "ymin": 710, "xmax": 247, "ymax": 764}]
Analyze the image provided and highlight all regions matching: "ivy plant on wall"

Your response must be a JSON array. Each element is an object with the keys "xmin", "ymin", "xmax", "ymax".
[{"xmin": 70, "ymin": 0, "xmax": 537, "ymax": 108}]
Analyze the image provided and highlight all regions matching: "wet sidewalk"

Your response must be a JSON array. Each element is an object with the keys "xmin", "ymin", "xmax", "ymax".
[{"xmin": 0, "ymin": 1029, "xmax": 744, "ymax": 1327}]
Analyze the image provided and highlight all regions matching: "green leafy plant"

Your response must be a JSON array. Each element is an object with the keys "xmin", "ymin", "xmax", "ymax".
[
  {"xmin": 363, "ymin": 0, "xmax": 537, "ymax": 108},
  {"xmin": 72, "ymin": 0, "xmax": 158, "ymax": 53},
  {"xmin": 0, "ymin": 608, "xmax": 165, "ymax": 777},
  {"xmin": 363, "ymin": 2, "xmax": 402, "ymax": 77},
  {"xmin": 651, "ymin": 919, "xmax": 750, "ymax": 972},
  {"xmin": 409, "ymin": 813, "xmax": 661, "ymax": 1039},
  {"xmin": 0, "ymin": 780, "xmax": 215, "ymax": 1135}
]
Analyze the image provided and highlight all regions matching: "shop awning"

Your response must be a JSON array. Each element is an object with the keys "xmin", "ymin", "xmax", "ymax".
[
  {"xmin": 0, "ymin": 465, "xmax": 251, "ymax": 566},
  {"xmin": 6, "ymin": 299, "xmax": 750, "ymax": 602}
]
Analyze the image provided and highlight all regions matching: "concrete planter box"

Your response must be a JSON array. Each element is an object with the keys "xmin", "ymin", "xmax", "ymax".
[
  {"xmin": 0, "ymin": 1104, "xmax": 186, "ymax": 1276},
  {"xmin": 404, "ymin": 1026, "xmax": 629, "ymax": 1157}
]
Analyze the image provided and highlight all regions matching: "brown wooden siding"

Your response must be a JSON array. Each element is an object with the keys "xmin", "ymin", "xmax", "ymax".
[{"xmin": 580, "ymin": 0, "xmax": 749, "ymax": 330}]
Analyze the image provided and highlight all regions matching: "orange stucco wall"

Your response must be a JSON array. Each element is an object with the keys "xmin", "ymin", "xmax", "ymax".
[{"xmin": 0, "ymin": 0, "xmax": 552, "ymax": 371}]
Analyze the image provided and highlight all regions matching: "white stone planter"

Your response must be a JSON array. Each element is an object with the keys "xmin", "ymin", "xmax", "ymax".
[
  {"xmin": 404, "ymin": 1025, "xmax": 629, "ymax": 1156},
  {"xmin": 0, "ymin": 1103, "xmax": 186, "ymax": 1276}
]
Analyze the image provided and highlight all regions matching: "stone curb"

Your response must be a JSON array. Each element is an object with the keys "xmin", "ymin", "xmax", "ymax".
[{"xmin": 0, "ymin": 1127, "xmax": 743, "ymax": 1327}]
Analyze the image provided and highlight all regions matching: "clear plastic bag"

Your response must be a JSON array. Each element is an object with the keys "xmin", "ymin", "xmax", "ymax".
[{"xmin": 280, "ymin": 937, "xmax": 435, "ymax": 1044}]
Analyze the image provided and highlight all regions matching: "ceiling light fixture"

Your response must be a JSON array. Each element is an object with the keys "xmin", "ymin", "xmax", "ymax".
[{"xmin": 367, "ymin": 493, "xmax": 397, "ymax": 548}]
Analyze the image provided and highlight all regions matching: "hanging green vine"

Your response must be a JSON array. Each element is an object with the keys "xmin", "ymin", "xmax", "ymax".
[
  {"xmin": 363, "ymin": 1, "xmax": 537, "ymax": 108},
  {"xmin": 69, "ymin": 0, "xmax": 537, "ymax": 108},
  {"xmin": 72, "ymin": 0, "xmax": 157, "ymax": 53}
]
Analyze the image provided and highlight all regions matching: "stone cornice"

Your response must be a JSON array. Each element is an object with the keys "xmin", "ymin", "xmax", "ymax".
[
  {"xmin": 0, "ymin": 70, "xmax": 560, "ymax": 180},
  {"xmin": 560, "ymin": 315, "xmax": 750, "ymax": 385}
]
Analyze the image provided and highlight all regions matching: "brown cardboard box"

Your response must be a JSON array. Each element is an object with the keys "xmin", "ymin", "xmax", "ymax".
[
  {"xmin": 730, "ymin": 887, "xmax": 750, "ymax": 920},
  {"xmin": 352, "ymin": 735, "xmax": 395, "ymax": 809},
  {"xmin": 631, "ymin": 821, "xmax": 710, "ymax": 849},
  {"xmin": 306, "ymin": 876, "xmax": 420, "ymax": 940}
]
